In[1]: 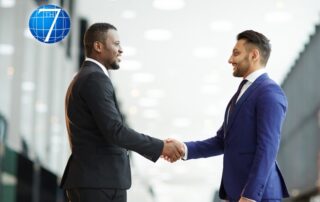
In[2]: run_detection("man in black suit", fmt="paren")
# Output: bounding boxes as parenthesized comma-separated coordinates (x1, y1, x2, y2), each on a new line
(60, 23, 184, 202)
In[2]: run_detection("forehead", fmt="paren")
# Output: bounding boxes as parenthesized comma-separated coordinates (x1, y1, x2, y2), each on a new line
(233, 39, 247, 50)
(105, 29, 119, 41)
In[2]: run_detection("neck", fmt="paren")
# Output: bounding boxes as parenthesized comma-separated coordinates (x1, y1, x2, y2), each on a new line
(243, 65, 264, 79)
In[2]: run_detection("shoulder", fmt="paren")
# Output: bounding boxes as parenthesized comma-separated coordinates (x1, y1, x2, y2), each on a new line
(257, 75, 285, 95)
(257, 76, 287, 106)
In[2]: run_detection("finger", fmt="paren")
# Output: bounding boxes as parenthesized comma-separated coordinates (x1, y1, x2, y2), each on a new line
(165, 138, 173, 143)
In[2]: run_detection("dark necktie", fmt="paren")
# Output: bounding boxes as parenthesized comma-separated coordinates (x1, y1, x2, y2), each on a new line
(229, 79, 247, 113)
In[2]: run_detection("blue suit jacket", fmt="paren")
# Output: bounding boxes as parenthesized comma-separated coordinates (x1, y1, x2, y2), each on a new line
(185, 73, 289, 201)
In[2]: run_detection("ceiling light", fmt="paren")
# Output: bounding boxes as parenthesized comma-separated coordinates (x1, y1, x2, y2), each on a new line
(144, 29, 172, 41)
(132, 73, 155, 83)
(22, 81, 35, 92)
(122, 45, 137, 57)
(121, 10, 136, 19)
(121, 59, 142, 71)
(0, 0, 15, 8)
(35, 101, 47, 113)
(172, 118, 190, 128)
(0, 44, 14, 55)
(139, 98, 158, 107)
(193, 47, 218, 58)
(153, 0, 185, 10)
(131, 89, 141, 97)
(265, 11, 292, 23)
(7, 66, 14, 77)
(210, 20, 234, 32)
(275, 0, 284, 9)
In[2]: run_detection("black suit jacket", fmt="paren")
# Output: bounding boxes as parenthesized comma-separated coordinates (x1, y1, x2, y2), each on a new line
(60, 61, 163, 189)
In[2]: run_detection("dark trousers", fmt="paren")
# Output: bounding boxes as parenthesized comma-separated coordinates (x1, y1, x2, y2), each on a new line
(66, 188, 127, 202)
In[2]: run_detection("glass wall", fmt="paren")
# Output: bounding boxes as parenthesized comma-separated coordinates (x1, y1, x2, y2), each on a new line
(0, 0, 77, 177)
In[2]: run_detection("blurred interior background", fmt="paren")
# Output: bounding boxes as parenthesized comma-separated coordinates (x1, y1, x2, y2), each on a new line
(0, 0, 320, 201)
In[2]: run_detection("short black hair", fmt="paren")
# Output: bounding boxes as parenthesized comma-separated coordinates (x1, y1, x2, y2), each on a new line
(84, 23, 117, 56)
(237, 30, 271, 66)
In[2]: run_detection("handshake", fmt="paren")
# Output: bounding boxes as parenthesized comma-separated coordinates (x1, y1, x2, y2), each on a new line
(161, 138, 185, 163)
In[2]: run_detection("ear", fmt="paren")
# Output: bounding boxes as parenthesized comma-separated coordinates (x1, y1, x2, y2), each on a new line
(251, 48, 260, 62)
(93, 41, 102, 53)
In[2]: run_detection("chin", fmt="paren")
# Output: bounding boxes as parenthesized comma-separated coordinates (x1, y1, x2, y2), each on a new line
(110, 62, 120, 70)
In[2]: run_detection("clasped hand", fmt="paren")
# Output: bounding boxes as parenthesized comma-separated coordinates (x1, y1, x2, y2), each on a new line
(161, 138, 185, 163)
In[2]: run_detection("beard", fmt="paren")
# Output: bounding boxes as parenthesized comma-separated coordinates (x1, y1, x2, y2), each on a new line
(110, 62, 120, 70)
(233, 57, 249, 77)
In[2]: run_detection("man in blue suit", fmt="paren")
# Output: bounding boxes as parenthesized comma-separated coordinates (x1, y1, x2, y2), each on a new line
(181, 30, 289, 201)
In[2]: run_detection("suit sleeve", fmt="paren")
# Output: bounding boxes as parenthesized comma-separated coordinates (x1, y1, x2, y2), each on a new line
(80, 72, 163, 162)
(242, 89, 287, 201)
(185, 125, 225, 159)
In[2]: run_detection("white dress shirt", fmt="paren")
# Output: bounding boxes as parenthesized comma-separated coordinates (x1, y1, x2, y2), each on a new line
(85, 57, 110, 78)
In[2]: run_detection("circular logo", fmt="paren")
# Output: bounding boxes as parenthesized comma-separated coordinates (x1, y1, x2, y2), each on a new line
(29, 4, 71, 44)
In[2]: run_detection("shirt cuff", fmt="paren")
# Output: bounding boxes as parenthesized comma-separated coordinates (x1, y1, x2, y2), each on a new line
(182, 143, 188, 160)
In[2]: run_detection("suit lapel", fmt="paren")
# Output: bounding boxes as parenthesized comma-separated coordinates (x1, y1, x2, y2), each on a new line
(223, 99, 232, 137)
(84, 61, 123, 122)
(225, 73, 268, 135)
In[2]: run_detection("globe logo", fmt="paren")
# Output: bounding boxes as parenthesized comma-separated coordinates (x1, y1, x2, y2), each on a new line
(29, 4, 71, 44)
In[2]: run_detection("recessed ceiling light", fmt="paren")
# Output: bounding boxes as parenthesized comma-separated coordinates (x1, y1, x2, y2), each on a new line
(35, 101, 47, 113)
(193, 47, 218, 59)
(265, 11, 292, 23)
(0, 0, 15, 8)
(210, 20, 234, 32)
(132, 73, 155, 83)
(121, 59, 142, 71)
(7, 66, 14, 77)
(22, 81, 35, 92)
(275, 0, 284, 9)
(153, 0, 185, 10)
(121, 10, 136, 19)
(0, 44, 14, 55)
(144, 29, 173, 41)
(131, 89, 141, 97)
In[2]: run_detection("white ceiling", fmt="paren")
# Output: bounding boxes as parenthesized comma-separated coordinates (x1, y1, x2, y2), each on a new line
(78, 0, 320, 201)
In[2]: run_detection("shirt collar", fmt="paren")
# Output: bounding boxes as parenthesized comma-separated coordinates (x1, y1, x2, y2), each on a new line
(85, 57, 109, 78)
(244, 68, 266, 83)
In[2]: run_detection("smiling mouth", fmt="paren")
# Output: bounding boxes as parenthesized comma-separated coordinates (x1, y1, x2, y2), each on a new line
(233, 65, 237, 71)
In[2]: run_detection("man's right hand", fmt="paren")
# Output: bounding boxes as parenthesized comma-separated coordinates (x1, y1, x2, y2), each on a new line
(161, 138, 185, 162)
